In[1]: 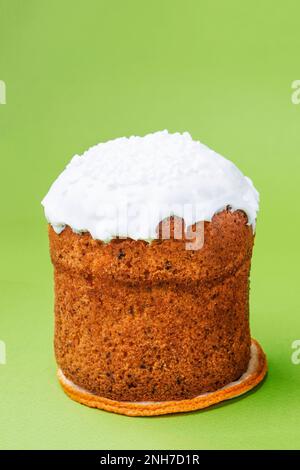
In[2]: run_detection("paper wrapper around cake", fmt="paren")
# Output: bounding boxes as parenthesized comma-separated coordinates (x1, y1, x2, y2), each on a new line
(49, 209, 267, 414)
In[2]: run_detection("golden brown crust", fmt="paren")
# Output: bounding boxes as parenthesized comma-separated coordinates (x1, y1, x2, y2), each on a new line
(50, 209, 255, 402)
(57, 339, 267, 417)
(49, 209, 254, 283)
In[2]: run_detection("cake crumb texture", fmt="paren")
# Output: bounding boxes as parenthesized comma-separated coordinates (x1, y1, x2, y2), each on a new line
(51, 209, 254, 402)
(57, 339, 267, 416)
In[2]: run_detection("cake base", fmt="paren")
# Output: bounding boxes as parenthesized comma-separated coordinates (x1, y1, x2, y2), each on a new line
(57, 338, 267, 417)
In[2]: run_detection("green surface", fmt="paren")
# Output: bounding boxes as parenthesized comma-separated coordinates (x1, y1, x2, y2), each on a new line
(0, 0, 300, 450)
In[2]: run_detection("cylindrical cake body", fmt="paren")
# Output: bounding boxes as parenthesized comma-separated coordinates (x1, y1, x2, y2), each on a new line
(50, 210, 254, 402)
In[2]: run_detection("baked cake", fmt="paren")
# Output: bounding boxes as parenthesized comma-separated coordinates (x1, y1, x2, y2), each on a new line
(42, 130, 266, 416)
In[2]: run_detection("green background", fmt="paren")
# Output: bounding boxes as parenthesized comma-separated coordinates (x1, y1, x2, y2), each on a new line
(0, 0, 299, 450)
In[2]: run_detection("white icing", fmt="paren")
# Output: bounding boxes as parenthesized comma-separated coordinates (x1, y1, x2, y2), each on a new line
(42, 130, 259, 240)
